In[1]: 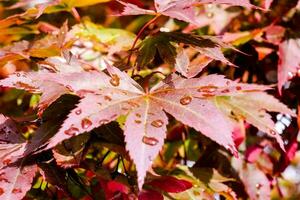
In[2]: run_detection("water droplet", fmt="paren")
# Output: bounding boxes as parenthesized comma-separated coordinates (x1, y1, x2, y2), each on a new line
(75, 109, 82, 115)
(151, 120, 164, 128)
(206, 12, 214, 18)
(135, 120, 142, 124)
(12, 188, 22, 193)
(99, 119, 109, 125)
(64, 127, 79, 136)
(269, 129, 276, 135)
(142, 136, 159, 146)
(288, 71, 294, 79)
(104, 96, 112, 101)
(180, 96, 192, 105)
(221, 89, 230, 93)
(81, 118, 92, 129)
(16, 72, 21, 77)
(197, 85, 218, 93)
(256, 183, 262, 190)
(236, 86, 242, 90)
(109, 74, 120, 87)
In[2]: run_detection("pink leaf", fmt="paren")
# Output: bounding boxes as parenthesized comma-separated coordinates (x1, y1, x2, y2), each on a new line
(124, 100, 168, 189)
(277, 39, 300, 93)
(0, 115, 26, 169)
(199, 0, 261, 9)
(0, 164, 38, 200)
(238, 162, 271, 200)
(264, 0, 273, 9)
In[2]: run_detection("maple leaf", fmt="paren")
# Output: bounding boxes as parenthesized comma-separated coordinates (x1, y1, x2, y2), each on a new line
(0, 164, 38, 200)
(0, 115, 26, 169)
(277, 39, 300, 94)
(0, 64, 294, 189)
(216, 92, 296, 150)
(199, 0, 260, 9)
(52, 134, 90, 168)
(191, 4, 240, 34)
(117, 0, 260, 26)
(175, 48, 213, 78)
(137, 32, 236, 70)
(0, 115, 38, 199)
(234, 158, 271, 200)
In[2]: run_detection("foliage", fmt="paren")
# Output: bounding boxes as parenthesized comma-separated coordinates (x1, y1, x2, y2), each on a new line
(0, 0, 299, 199)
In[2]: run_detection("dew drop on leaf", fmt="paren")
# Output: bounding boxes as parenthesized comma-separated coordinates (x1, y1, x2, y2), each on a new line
(135, 119, 142, 124)
(142, 136, 159, 146)
(236, 86, 242, 90)
(180, 96, 192, 105)
(99, 119, 109, 125)
(206, 12, 214, 18)
(109, 74, 120, 87)
(12, 188, 22, 193)
(256, 183, 262, 189)
(288, 71, 294, 79)
(221, 89, 230, 93)
(64, 127, 79, 136)
(151, 120, 164, 128)
(269, 129, 276, 135)
(197, 85, 218, 93)
(81, 118, 92, 129)
(104, 95, 112, 101)
(75, 109, 82, 115)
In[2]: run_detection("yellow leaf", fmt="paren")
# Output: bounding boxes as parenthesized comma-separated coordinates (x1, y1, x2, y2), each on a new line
(62, 0, 111, 7)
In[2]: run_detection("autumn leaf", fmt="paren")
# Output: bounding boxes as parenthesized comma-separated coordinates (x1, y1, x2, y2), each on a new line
(277, 39, 300, 94)
(1, 61, 294, 190)
(216, 92, 296, 150)
(0, 164, 38, 200)
(234, 158, 271, 200)
(0, 115, 26, 169)
(137, 32, 236, 70)
(61, 0, 111, 7)
(117, 0, 260, 26)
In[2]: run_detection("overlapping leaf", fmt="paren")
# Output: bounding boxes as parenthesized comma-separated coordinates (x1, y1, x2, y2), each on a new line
(216, 92, 296, 149)
(0, 115, 38, 200)
(137, 32, 236, 70)
(278, 39, 300, 93)
(118, 0, 259, 26)
(0, 115, 26, 169)
(0, 164, 38, 200)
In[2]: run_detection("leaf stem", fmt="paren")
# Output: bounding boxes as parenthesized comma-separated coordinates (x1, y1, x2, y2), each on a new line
(127, 14, 161, 68)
